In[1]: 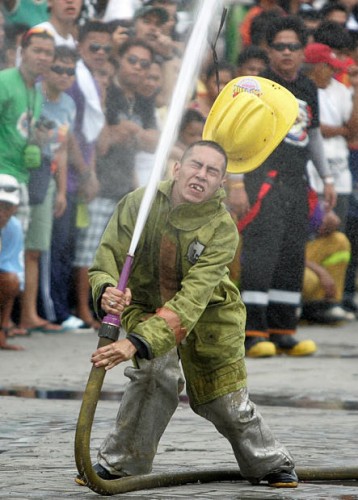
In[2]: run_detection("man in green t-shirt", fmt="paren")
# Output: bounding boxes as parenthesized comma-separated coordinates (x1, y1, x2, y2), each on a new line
(0, 26, 55, 230)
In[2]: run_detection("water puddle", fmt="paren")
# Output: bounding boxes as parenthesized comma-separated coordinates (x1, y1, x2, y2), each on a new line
(1, 387, 357, 410)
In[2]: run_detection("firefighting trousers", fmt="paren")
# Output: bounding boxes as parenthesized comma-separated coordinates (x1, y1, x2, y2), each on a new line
(240, 177, 308, 336)
(98, 348, 294, 482)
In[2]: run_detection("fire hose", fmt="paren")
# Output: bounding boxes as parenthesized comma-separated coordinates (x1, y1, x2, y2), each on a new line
(74, 1, 358, 495)
(75, 335, 358, 496)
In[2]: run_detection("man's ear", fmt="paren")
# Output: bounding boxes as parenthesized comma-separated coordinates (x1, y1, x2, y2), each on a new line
(220, 175, 227, 188)
(172, 161, 180, 179)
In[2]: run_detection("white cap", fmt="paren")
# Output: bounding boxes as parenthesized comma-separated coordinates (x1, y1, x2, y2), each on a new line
(0, 174, 20, 205)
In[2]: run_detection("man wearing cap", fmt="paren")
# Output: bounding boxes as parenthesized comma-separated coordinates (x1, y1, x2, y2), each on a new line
(76, 139, 299, 489)
(230, 16, 337, 358)
(0, 174, 24, 350)
(143, 0, 185, 55)
(303, 42, 358, 322)
(304, 42, 358, 230)
(134, 4, 179, 60)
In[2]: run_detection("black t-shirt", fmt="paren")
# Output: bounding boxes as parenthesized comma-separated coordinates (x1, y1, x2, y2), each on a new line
(246, 68, 319, 184)
(96, 84, 157, 200)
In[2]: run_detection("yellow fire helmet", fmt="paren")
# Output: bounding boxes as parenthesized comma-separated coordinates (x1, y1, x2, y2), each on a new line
(202, 76, 298, 174)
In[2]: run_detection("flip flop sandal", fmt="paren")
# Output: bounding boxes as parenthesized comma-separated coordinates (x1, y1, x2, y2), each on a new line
(4, 326, 31, 337)
(27, 322, 66, 334)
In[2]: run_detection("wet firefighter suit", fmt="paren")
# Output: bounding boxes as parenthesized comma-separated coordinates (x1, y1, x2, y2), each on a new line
(87, 180, 296, 485)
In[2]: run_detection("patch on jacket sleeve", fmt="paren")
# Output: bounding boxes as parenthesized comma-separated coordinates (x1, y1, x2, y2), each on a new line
(187, 239, 205, 264)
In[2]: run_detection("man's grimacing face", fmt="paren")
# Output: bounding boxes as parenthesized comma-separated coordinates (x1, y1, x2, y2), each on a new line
(171, 145, 226, 207)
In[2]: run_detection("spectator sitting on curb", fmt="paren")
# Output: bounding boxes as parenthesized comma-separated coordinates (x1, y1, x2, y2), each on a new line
(0, 175, 24, 350)
(301, 192, 353, 323)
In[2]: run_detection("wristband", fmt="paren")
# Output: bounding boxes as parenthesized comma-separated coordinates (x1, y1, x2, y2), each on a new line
(324, 176, 334, 185)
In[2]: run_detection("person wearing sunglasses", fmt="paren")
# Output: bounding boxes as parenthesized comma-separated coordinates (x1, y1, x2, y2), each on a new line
(46, 21, 112, 331)
(18, 46, 78, 335)
(71, 37, 159, 330)
(233, 16, 337, 358)
(0, 174, 25, 351)
(77, 20, 113, 73)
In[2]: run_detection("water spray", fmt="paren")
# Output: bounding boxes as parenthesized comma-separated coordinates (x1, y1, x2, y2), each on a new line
(75, 0, 225, 494)
(74, 0, 358, 494)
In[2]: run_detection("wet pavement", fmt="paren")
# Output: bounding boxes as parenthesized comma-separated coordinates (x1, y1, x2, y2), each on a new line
(1, 318, 358, 499)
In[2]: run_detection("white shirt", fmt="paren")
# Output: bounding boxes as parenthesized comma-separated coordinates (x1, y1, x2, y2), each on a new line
(307, 78, 353, 194)
(36, 21, 77, 48)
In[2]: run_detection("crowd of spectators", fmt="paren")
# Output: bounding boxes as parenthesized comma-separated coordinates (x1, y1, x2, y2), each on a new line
(0, 0, 357, 354)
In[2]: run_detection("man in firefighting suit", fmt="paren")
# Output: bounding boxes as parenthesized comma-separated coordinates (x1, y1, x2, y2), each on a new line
(75, 140, 297, 489)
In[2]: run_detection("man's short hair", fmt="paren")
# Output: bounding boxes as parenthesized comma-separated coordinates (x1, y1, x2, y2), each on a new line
(78, 20, 112, 43)
(205, 61, 236, 81)
(320, 2, 348, 20)
(181, 140, 228, 173)
(54, 45, 78, 64)
(180, 109, 205, 132)
(118, 37, 154, 60)
(314, 20, 354, 50)
(21, 27, 54, 49)
(237, 46, 270, 68)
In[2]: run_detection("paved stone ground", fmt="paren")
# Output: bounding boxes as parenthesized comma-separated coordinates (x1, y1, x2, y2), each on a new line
(1, 319, 358, 499)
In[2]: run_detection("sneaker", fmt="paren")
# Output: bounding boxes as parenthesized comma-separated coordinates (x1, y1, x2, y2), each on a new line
(342, 298, 358, 314)
(263, 469, 298, 488)
(343, 310, 356, 321)
(322, 305, 352, 323)
(245, 336, 276, 358)
(301, 302, 348, 324)
(75, 463, 120, 486)
(61, 315, 85, 330)
(271, 333, 317, 356)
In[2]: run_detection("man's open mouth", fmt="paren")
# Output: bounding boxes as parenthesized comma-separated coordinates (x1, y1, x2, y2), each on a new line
(189, 184, 204, 192)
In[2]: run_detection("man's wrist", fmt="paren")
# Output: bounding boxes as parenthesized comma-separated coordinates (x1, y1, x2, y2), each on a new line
(127, 334, 152, 359)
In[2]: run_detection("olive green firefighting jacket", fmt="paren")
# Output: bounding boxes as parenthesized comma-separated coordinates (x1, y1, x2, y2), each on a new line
(89, 180, 247, 405)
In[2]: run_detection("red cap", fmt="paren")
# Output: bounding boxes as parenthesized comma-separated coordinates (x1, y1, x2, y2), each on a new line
(304, 43, 346, 70)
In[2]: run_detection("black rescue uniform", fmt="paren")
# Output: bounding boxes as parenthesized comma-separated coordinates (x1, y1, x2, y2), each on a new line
(240, 68, 320, 339)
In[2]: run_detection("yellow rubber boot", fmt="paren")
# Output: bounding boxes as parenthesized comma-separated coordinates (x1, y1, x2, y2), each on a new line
(245, 336, 277, 358)
(271, 334, 317, 356)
